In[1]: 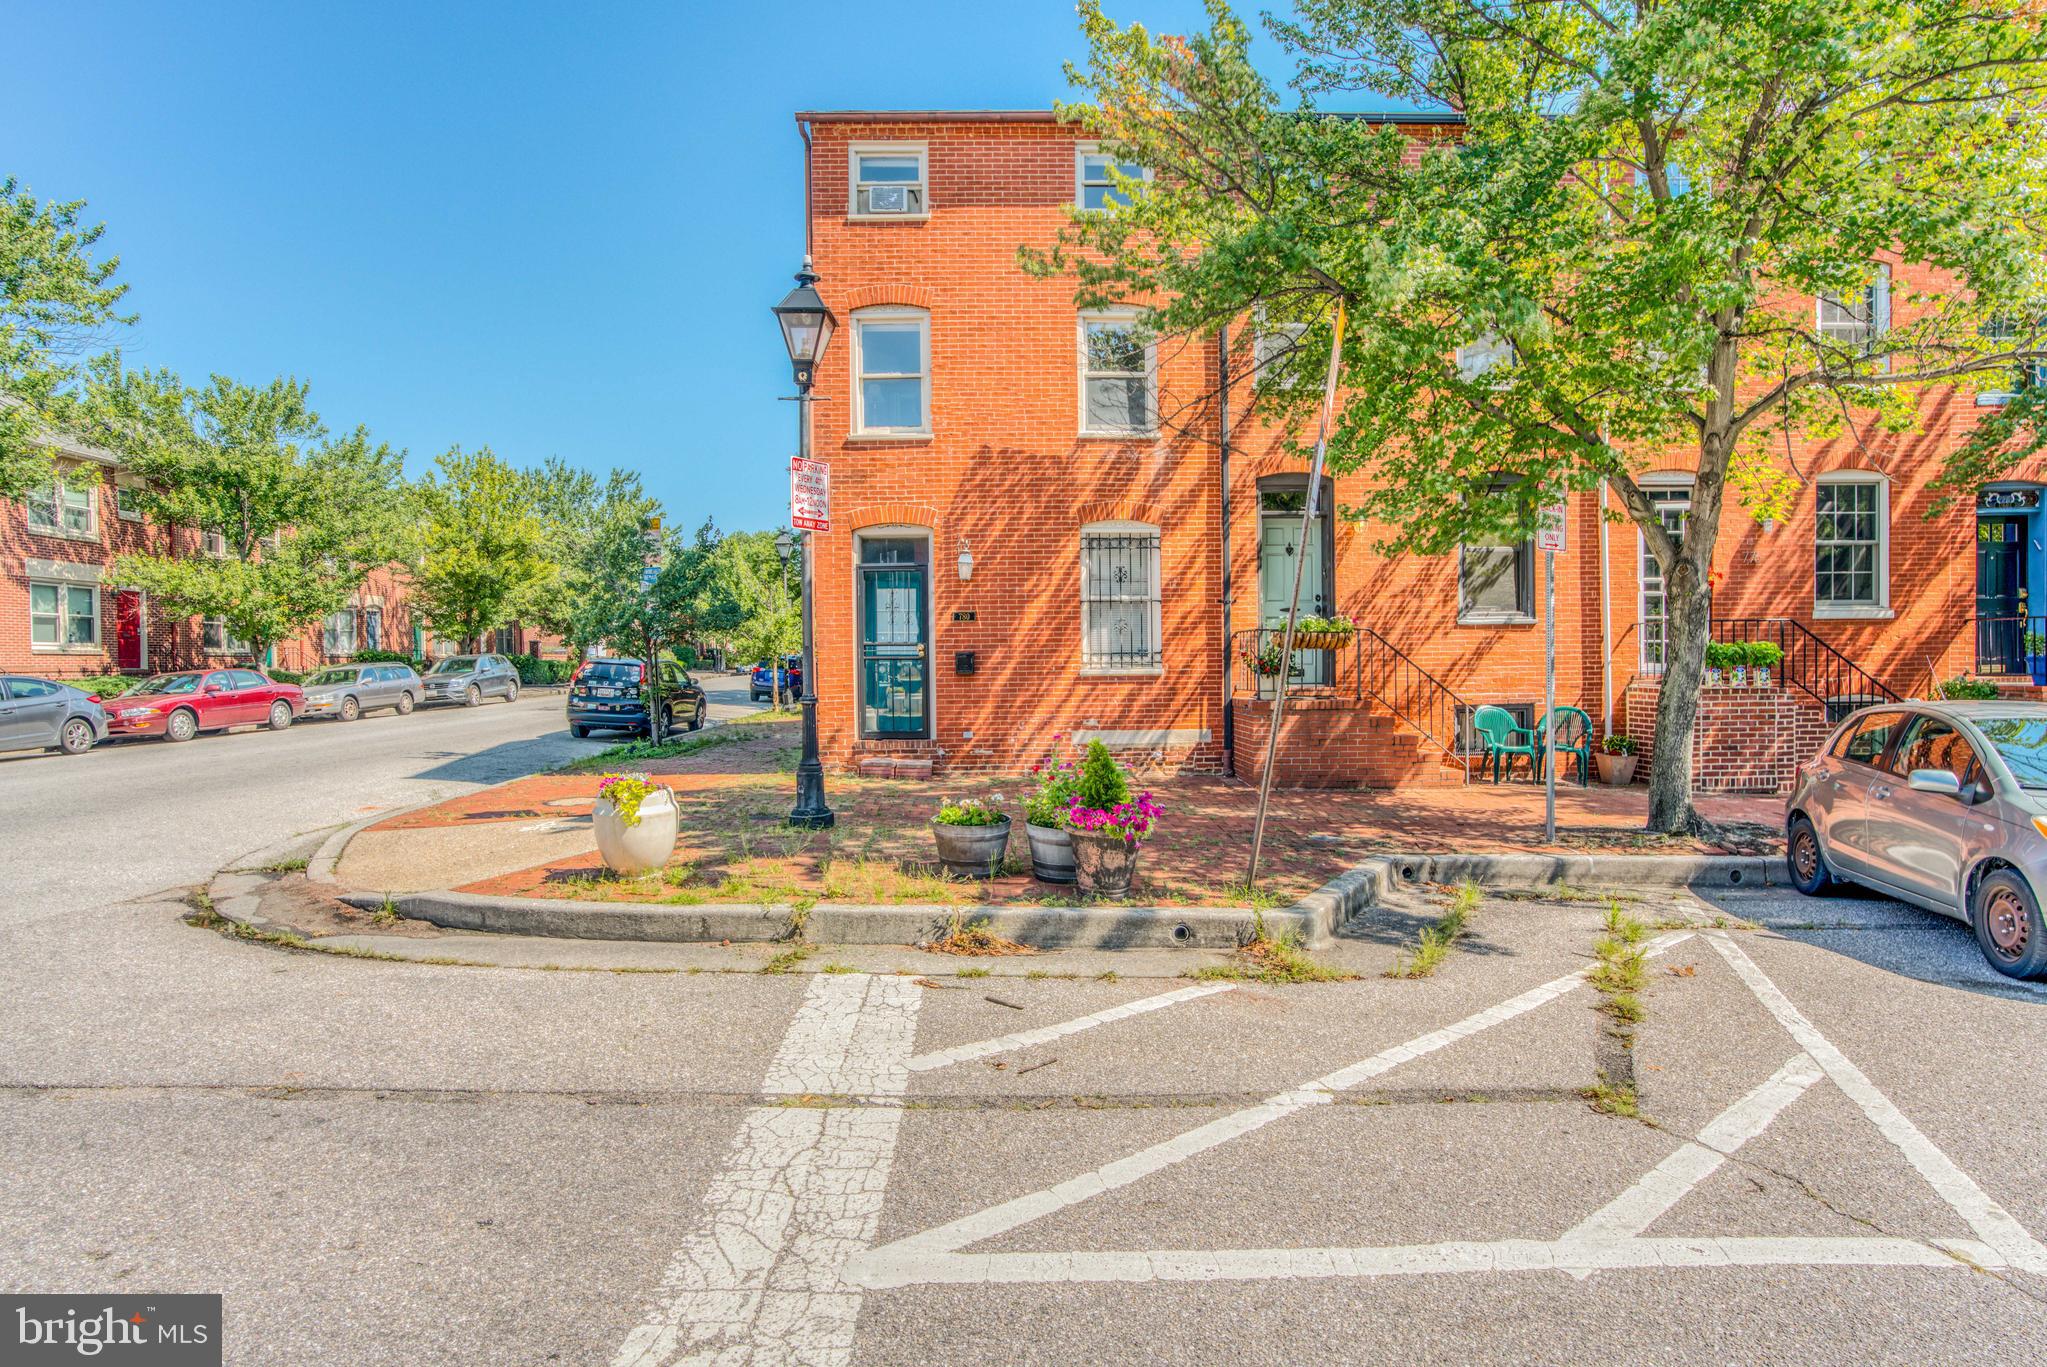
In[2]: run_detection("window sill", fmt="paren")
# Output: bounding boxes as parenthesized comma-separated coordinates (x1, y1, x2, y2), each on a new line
(1458, 613, 1536, 627)
(844, 431, 933, 443)
(25, 525, 101, 544)
(1813, 604, 1893, 620)
(845, 212, 932, 224)
(1077, 430, 1160, 442)
(116, 512, 144, 523)
(31, 644, 103, 655)
(1078, 666, 1164, 679)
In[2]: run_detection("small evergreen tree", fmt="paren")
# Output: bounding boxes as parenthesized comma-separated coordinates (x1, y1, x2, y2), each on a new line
(1073, 740, 1131, 810)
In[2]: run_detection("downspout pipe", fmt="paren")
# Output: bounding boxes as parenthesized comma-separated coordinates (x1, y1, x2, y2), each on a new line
(796, 117, 813, 256)
(1218, 324, 1234, 773)
(1599, 476, 1613, 737)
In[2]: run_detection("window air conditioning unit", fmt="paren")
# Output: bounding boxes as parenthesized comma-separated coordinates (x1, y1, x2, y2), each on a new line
(866, 184, 911, 214)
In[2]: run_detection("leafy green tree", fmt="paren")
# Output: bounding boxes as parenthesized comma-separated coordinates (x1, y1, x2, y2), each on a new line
(408, 446, 553, 649)
(1, 177, 133, 497)
(90, 364, 409, 663)
(713, 529, 802, 702)
(521, 456, 657, 653)
(1037, 0, 2047, 832)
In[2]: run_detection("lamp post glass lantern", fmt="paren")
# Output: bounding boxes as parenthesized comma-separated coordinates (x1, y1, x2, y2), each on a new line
(776, 259, 835, 829)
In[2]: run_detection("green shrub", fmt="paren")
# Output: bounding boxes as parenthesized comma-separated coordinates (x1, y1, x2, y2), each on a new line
(1073, 739, 1131, 810)
(1938, 676, 2001, 700)
(70, 674, 142, 698)
(1599, 733, 1636, 755)
(1747, 641, 1783, 669)
(269, 668, 304, 685)
(934, 795, 1007, 826)
(351, 649, 422, 667)
(1703, 641, 1741, 669)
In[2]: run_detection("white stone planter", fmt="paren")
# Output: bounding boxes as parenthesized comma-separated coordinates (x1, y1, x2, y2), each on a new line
(593, 785, 678, 876)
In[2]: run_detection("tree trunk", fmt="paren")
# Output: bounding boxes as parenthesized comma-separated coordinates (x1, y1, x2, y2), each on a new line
(1647, 577, 1712, 834)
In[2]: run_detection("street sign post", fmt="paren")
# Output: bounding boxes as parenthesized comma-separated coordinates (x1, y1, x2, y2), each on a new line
(1537, 501, 1565, 844)
(791, 457, 830, 533)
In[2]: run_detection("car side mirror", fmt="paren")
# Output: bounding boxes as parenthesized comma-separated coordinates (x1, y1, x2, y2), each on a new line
(1906, 768, 1963, 798)
(203, 683, 223, 695)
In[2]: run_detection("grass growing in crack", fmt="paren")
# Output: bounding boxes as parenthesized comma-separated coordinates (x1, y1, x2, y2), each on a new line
(370, 896, 400, 927)
(1386, 881, 1478, 979)
(819, 962, 858, 974)
(554, 728, 747, 774)
(1583, 1073, 1640, 1118)
(1584, 903, 1654, 1119)
(1096, 971, 1120, 982)
(922, 912, 1033, 957)
(1195, 927, 1355, 985)
(234, 855, 309, 875)
(760, 946, 812, 974)
(956, 966, 991, 979)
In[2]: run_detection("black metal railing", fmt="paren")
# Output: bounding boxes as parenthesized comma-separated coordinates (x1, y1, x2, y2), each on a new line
(1229, 625, 1470, 764)
(1711, 617, 1899, 720)
(1974, 614, 2045, 676)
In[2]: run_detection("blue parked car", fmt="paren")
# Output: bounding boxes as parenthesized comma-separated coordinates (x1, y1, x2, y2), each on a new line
(750, 656, 802, 703)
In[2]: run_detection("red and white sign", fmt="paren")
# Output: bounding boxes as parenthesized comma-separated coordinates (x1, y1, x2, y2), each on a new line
(1536, 501, 1567, 554)
(790, 457, 831, 532)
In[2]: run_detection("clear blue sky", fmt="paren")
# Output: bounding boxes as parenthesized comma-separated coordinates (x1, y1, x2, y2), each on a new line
(8, 0, 1247, 533)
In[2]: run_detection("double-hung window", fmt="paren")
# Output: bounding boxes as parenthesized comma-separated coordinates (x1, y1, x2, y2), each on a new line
(1457, 333, 1516, 384)
(203, 617, 248, 654)
(849, 145, 928, 218)
(1080, 314, 1154, 436)
(202, 529, 229, 557)
(322, 609, 357, 656)
(1817, 265, 1891, 353)
(851, 308, 930, 436)
(1814, 474, 1889, 616)
(115, 482, 143, 521)
(1253, 309, 1310, 390)
(1976, 317, 2047, 405)
(30, 582, 98, 649)
(1458, 478, 1534, 624)
(26, 470, 97, 537)
(1076, 145, 1149, 211)
(1080, 523, 1162, 672)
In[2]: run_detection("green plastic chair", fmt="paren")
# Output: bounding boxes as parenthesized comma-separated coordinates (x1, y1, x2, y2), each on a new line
(1471, 705, 1541, 784)
(1541, 706, 1594, 787)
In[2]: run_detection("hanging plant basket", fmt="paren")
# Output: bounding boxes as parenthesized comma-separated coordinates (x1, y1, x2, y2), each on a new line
(1292, 630, 1355, 651)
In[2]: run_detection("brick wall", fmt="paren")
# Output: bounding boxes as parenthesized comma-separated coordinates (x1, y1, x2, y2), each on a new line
(1626, 677, 1832, 795)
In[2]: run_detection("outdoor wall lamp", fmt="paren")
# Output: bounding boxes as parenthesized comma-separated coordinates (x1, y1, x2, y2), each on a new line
(958, 539, 975, 582)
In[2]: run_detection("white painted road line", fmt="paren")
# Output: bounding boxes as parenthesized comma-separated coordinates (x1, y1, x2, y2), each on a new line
(858, 933, 1694, 1270)
(904, 982, 1235, 1073)
(1566, 1052, 1824, 1242)
(1708, 930, 2047, 1276)
(613, 973, 923, 1367)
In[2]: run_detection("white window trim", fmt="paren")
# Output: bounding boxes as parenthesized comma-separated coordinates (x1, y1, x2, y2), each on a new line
(847, 142, 931, 221)
(1077, 311, 1158, 438)
(202, 528, 229, 558)
(24, 466, 101, 542)
(1457, 333, 1517, 385)
(1074, 142, 1152, 213)
(114, 477, 145, 522)
(1635, 475, 1695, 673)
(1815, 264, 1892, 353)
(848, 306, 932, 438)
(1079, 519, 1164, 676)
(203, 615, 249, 655)
(1813, 471, 1892, 619)
(1252, 306, 1310, 390)
(28, 579, 102, 654)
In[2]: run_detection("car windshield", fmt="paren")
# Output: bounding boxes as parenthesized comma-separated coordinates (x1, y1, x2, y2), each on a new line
(132, 673, 202, 696)
(307, 668, 358, 687)
(1973, 716, 2047, 789)
(583, 661, 642, 683)
(430, 657, 477, 675)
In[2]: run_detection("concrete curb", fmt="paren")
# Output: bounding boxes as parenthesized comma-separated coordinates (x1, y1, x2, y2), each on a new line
(1378, 850, 1782, 890)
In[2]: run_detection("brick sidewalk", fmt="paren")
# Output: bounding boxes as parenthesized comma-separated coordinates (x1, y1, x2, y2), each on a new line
(348, 719, 1782, 910)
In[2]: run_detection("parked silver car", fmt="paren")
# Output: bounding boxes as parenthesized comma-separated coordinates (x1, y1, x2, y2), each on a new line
(1786, 700, 2047, 979)
(299, 662, 422, 721)
(420, 653, 521, 707)
(0, 676, 108, 755)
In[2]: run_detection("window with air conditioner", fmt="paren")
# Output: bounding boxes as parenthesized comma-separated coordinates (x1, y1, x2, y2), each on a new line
(850, 145, 928, 218)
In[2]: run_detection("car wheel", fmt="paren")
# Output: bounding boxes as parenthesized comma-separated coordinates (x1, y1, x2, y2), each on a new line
(464, 685, 482, 708)
(1971, 869, 2047, 980)
(570, 724, 588, 739)
(506, 681, 520, 704)
(166, 708, 198, 743)
(397, 690, 415, 715)
(268, 701, 294, 731)
(340, 694, 361, 722)
(690, 700, 706, 732)
(1786, 816, 1835, 896)
(58, 718, 95, 755)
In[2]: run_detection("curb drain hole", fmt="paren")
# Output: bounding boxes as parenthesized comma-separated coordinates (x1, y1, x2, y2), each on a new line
(1728, 868, 1745, 885)
(1172, 922, 1192, 943)
(1399, 863, 1420, 881)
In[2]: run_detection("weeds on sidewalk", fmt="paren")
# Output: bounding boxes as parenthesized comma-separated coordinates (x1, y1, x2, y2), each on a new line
(1583, 900, 1652, 1118)
(760, 946, 811, 974)
(1387, 882, 1478, 979)
(555, 728, 747, 774)
(922, 912, 1033, 957)
(233, 856, 309, 875)
(1583, 1073, 1640, 1118)
(1195, 914, 1354, 984)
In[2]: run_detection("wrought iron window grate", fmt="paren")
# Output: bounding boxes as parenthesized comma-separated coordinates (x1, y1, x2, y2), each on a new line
(1081, 531, 1162, 669)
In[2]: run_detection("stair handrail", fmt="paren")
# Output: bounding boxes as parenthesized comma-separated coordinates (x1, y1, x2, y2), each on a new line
(1710, 616, 1899, 707)
(1354, 625, 1472, 763)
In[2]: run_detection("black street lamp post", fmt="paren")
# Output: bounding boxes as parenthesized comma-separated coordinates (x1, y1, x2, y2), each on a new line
(773, 259, 836, 830)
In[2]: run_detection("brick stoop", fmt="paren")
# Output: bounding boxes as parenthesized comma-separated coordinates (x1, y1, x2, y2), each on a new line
(1231, 697, 1467, 789)
(854, 756, 936, 780)
(1989, 678, 2047, 701)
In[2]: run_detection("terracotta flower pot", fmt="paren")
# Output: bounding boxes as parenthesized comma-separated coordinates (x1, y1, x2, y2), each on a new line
(1593, 752, 1639, 786)
(1026, 822, 1076, 883)
(1071, 829, 1142, 897)
(593, 786, 677, 876)
(932, 817, 1011, 878)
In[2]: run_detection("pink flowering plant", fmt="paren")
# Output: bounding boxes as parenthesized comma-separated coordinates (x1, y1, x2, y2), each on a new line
(596, 772, 658, 827)
(1063, 739, 1162, 845)
(1024, 733, 1082, 828)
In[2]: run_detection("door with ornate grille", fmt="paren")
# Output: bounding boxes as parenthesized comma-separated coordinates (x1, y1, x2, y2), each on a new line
(858, 535, 930, 738)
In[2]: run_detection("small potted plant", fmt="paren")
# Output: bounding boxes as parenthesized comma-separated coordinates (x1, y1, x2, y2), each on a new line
(592, 772, 678, 876)
(931, 794, 1012, 878)
(1749, 640, 1783, 689)
(2027, 631, 2047, 686)
(1594, 734, 1638, 786)
(1293, 613, 1357, 651)
(1023, 741, 1080, 884)
(1703, 641, 1740, 687)
(1064, 740, 1160, 897)
(1241, 640, 1287, 698)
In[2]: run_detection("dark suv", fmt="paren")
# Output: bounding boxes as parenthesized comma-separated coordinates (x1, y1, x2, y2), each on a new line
(567, 657, 706, 739)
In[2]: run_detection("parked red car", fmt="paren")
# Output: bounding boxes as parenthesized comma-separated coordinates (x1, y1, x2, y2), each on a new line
(103, 668, 303, 743)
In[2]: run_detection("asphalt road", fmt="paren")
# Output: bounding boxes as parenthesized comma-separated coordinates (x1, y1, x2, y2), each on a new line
(2, 710, 2044, 1365)
(0, 672, 761, 919)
